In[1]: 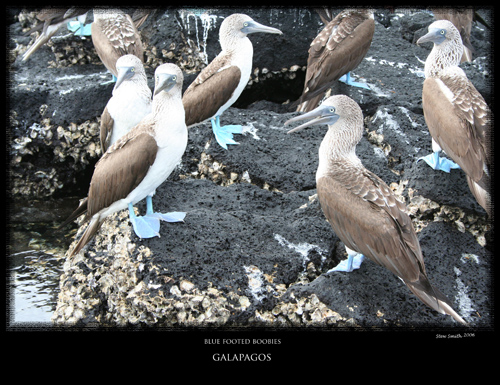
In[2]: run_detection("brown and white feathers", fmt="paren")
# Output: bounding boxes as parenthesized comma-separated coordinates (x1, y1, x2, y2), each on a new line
(418, 20, 491, 216)
(293, 8, 375, 112)
(67, 63, 186, 256)
(91, 8, 144, 77)
(285, 94, 466, 324)
(182, 13, 282, 128)
(432, 8, 475, 62)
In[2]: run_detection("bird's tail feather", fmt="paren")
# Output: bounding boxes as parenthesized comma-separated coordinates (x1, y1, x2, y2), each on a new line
(69, 216, 102, 257)
(57, 198, 88, 230)
(405, 276, 466, 325)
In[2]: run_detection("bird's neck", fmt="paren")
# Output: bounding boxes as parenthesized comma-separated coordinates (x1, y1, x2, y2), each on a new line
(222, 35, 253, 57)
(152, 93, 186, 145)
(113, 78, 150, 98)
(316, 125, 362, 181)
(425, 41, 463, 78)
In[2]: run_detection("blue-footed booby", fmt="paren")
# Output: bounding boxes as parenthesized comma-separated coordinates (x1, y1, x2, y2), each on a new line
(417, 20, 491, 216)
(293, 8, 374, 112)
(182, 13, 282, 149)
(66, 63, 188, 257)
(91, 8, 145, 81)
(100, 54, 152, 152)
(22, 8, 91, 62)
(285, 95, 466, 324)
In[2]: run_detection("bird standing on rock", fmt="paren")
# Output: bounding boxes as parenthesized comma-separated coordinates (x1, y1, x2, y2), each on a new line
(22, 7, 91, 62)
(182, 13, 282, 150)
(66, 63, 188, 257)
(417, 20, 491, 216)
(285, 94, 466, 324)
(293, 8, 374, 113)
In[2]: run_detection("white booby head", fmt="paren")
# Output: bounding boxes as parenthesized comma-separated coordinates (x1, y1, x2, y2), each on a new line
(285, 95, 466, 324)
(417, 19, 464, 78)
(100, 54, 152, 152)
(67, 63, 187, 257)
(182, 13, 282, 149)
(218, 13, 283, 51)
(432, 8, 475, 62)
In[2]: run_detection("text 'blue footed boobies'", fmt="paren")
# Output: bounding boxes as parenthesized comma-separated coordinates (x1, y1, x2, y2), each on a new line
(285, 95, 466, 324)
(182, 13, 282, 149)
(100, 54, 152, 152)
(417, 20, 491, 216)
(65, 63, 188, 257)
(22, 7, 91, 62)
(293, 8, 374, 112)
(91, 8, 145, 82)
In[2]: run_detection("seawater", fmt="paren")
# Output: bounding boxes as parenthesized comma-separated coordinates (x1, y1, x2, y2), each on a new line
(7, 221, 74, 327)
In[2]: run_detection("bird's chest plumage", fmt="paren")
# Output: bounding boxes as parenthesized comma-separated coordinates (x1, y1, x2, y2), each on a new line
(108, 87, 151, 142)
(215, 41, 253, 116)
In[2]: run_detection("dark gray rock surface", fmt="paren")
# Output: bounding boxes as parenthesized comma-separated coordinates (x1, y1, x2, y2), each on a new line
(8, 8, 493, 329)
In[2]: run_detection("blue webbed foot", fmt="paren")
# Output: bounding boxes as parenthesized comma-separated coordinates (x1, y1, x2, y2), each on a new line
(67, 21, 92, 36)
(418, 151, 460, 173)
(339, 72, 370, 90)
(128, 203, 160, 239)
(211, 116, 243, 150)
(144, 195, 186, 223)
(100, 73, 117, 86)
(147, 212, 186, 222)
(328, 253, 365, 273)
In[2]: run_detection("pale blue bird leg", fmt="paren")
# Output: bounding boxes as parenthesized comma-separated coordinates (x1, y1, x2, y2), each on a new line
(67, 20, 92, 37)
(328, 246, 365, 273)
(339, 72, 370, 90)
(128, 203, 160, 239)
(144, 195, 186, 223)
(211, 115, 243, 150)
(417, 151, 460, 173)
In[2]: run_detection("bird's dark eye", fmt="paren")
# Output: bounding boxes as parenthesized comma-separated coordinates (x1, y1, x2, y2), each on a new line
(440, 29, 445, 35)
(172, 75, 177, 81)
(131, 68, 135, 72)
(329, 107, 335, 113)
(243, 22, 248, 27)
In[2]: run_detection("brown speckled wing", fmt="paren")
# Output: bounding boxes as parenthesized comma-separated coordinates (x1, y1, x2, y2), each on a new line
(183, 55, 241, 127)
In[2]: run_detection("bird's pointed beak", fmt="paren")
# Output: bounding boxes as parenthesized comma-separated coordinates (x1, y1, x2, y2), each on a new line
(154, 73, 177, 96)
(417, 28, 444, 46)
(242, 20, 282, 35)
(114, 66, 134, 91)
(284, 105, 339, 134)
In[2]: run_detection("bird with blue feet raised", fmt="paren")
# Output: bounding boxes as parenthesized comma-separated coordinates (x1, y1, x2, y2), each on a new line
(417, 20, 491, 216)
(292, 8, 374, 113)
(65, 63, 188, 257)
(100, 54, 152, 152)
(91, 8, 145, 83)
(285, 95, 466, 324)
(182, 13, 282, 149)
(22, 7, 90, 62)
